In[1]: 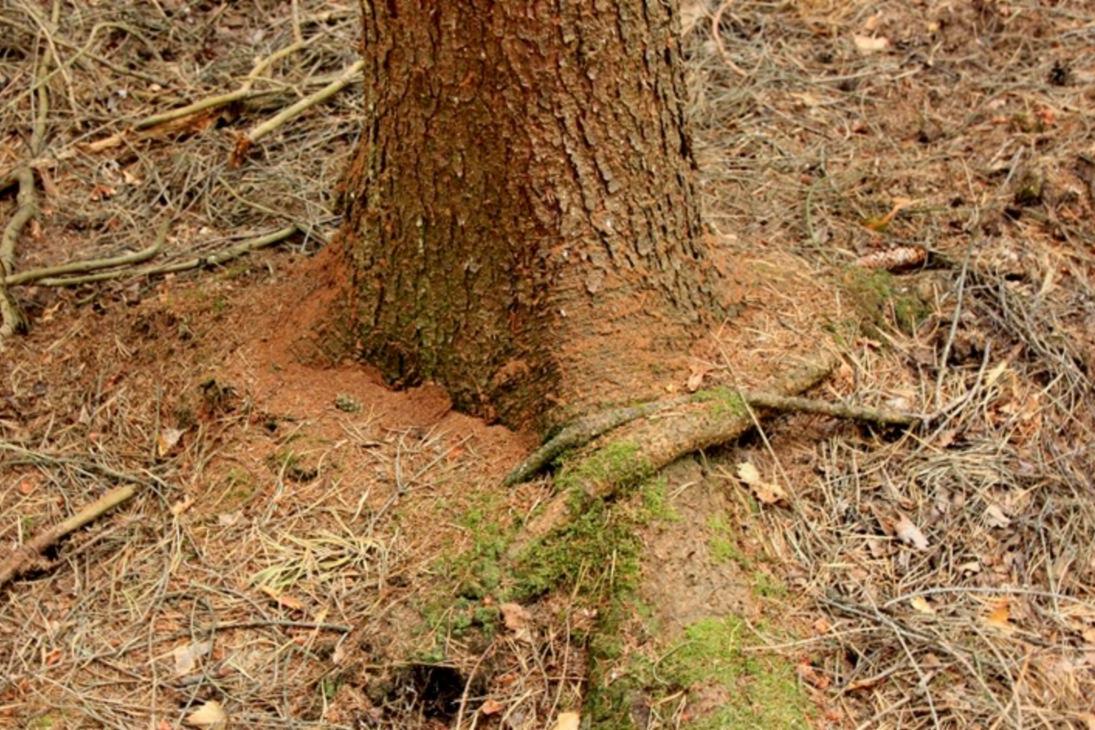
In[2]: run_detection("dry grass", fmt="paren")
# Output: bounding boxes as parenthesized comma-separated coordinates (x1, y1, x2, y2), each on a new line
(0, 0, 1093, 727)
(683, 1, 1095, 726)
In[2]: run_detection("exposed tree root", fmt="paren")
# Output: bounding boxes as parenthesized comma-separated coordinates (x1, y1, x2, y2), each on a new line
(505, 356, 918, 487)
(506, 358, 830, 557)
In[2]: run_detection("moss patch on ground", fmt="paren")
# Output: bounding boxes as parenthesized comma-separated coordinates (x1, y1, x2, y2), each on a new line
(842, 267, 932, 336)
(588, 616, 812, 729)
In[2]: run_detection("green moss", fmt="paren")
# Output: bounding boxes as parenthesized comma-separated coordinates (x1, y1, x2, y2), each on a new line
(215, 467, 257, 510)
(423, 596, 500, 640)
(661, 617, 810, 729)
(691, 386, 746, 418)
(707, 515, 748, 566)
(640, 476, 679, 523)
(443, 495, 511, 600)
(843, 268, 931, 335)
(751, 570, 788, 600)
(267, 449, 319, 483)
(510, 496, 640, 602)
(320, 675, 341, 702)
(555, 440, 653, 493)
(334, 393, 362, 412)
(587, 616, 811, 729)
(27, 714, 64, 730)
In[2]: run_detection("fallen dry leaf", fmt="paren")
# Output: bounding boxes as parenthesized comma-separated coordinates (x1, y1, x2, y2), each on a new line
(910, 596, 936, 615)
(796, 660, 831, 689)
(985, 600, 1012, 630)
(185, 700, 227, 729)
(894, 514, 929, 550)
(173, 640, 213, 676)
(480, 698, 504, 716)
(170, 496, 194, 517)
(983, 504, 1011, 529)
(500, 602, 530, 632)
(957, 560, 982, 574)
(260, 585, 305, 611)
(552, 712, 580, 730)
(853, 34, 890, 53)
(736, 462, 788, 505)
(157, 427, 185, 457)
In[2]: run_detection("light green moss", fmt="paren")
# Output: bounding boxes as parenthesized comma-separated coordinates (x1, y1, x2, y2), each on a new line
(555, 440, 653, 493)
(843, 268, 931, 335)
(663, 617, 811, 729)
(691, 386, 747, 418)
(751, 570, 788, 600)
(707, 514, 748, 566)
(587, 616, 812, 729)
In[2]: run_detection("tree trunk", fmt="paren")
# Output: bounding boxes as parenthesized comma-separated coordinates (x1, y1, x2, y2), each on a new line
(338, 0, 731, 433)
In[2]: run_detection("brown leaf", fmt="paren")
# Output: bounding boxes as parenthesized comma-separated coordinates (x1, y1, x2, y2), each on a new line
(853, 34, 890, 53)
(500, 602, 530, 632)
(894, 514, 929, 550)
(736, 462, 787, 505)
(686, 363, 712, 392)
(260, 585, 305, 611)
(157, 427, 185, 457)
(185, 700, 227, 729)
(552, 712, 580, 730)
(170, 496, 194, 517)
(480, 698, 504, 716)
(985, 600, 1012, 630)
(983, 504, 1011, 529)
(910, 596, 936, 615)
(173, 640, 213, 676)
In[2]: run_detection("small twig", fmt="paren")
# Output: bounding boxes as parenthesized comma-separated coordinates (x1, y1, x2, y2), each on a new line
(231, 59, 365, 165)
(0, 484, 136, 589)
(6, 219, 169, 286)
(0, 13, 162, 85)
(243, 37, 316, 91)
(454, 642, 495, 730)
(711, 0, 749, 77)
(33, 224, 297, 287)
(290, 0, 304, 45)
(135, 87, 281, 131)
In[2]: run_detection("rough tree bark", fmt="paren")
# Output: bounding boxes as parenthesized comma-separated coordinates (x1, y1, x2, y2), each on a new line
(338, 0, 734, 433)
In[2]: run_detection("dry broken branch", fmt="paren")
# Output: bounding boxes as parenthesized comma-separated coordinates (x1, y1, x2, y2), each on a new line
(230, 59, 365, 166)
(0, 167, 38, 339)
(6, 219, 169, 286)
(0, 484, 136, 589)
(33, 224, 298, 287)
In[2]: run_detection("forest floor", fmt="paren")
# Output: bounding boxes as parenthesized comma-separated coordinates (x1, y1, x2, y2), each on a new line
(2, 1, 1094, 728)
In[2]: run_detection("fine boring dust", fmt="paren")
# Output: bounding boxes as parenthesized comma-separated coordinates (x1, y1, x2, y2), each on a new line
(2, 1, 1095, 729)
